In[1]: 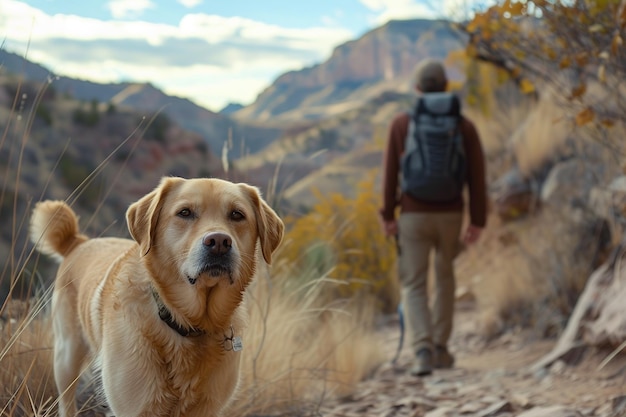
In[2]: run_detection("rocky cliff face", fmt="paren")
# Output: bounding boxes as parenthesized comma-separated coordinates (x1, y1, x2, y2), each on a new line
(278, 20, 461, 86)
(235, 19, 466, 121)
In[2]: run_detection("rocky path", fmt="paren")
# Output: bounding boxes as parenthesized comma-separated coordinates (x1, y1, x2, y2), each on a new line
(320, 307, 626, 417)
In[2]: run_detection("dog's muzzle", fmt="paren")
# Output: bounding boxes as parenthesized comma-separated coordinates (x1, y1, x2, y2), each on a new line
(188, 232, 234, 284)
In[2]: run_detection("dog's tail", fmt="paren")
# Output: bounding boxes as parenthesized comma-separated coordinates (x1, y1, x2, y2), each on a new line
(29, 201, 88, 262)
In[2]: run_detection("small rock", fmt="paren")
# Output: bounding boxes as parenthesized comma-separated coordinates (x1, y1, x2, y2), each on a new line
(479, 400, 513, 417)
(425, 407, 456, 417)
(480, 395, 505, 404)
(484, 369, 507, 380)
(532, 342, 587, 371)
(455, 286, 476, 304)
(611, 395, 626, 414)
(424, 382, 458, 398)
(540, 375, 554, 386)
(595, 402, 613, 416)
(457, 383, 485, 396)
(459, 402, 484, 414)
(550, 360, 567, 375)
(511, 393, 532, 409)
(533, 366, 550, 380)
(517, 405, 582, 417)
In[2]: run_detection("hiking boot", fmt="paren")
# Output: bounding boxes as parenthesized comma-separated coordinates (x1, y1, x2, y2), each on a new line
(434, 345, 455, 369)
(410, 348, 433, 377)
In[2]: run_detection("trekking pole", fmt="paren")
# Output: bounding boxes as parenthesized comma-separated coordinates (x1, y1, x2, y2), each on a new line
(392, 302, 405, 364)
(391, 233, 405, 365)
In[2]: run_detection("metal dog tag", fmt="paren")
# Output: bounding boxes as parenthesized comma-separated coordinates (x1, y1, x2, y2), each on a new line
(232, 336, 243, 352)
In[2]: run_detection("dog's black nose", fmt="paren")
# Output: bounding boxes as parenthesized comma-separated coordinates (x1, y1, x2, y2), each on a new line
(203, 232, 232, 256)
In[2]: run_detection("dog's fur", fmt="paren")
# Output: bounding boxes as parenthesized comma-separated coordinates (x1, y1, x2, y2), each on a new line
(29, 177, 284, 417)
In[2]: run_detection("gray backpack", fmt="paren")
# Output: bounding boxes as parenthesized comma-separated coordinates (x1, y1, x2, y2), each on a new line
(401, 92, 466, 203)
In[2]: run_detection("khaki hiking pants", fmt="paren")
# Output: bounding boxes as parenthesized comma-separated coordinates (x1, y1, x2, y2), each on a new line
(398, 211, 463, 354)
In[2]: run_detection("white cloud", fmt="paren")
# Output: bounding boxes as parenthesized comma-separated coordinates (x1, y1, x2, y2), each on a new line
(358, 0, 438, 26)
(107, 0, 155, 19)
(440, 0, 486, 21)
(359, 0, 487, 23)
(177, 0, 203, 8)
(358, 0, 392, 12)
(320, 8, 346, 28)
(156, 66, 281, 109)
(0, 0, 353, 110)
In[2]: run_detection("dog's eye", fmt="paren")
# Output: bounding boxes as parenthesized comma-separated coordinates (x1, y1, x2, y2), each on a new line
(177, 208, 193, 218)
(230, 210, 245, 221)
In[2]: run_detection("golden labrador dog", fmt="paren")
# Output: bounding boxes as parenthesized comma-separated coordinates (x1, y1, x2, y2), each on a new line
(29, 177, 284, 417)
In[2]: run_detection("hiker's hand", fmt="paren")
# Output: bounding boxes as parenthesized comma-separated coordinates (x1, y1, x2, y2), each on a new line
(462, 224, 482, 245)
(381, 219, 398, 237)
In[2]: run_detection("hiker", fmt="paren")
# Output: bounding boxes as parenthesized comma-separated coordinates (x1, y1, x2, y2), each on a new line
(379, 59, 487, 376)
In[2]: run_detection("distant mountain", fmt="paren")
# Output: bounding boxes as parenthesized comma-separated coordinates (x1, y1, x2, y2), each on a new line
(220, 102, 245, 115)
(234, 19, 466, 122)
(234, 90, 415, 201)
(0, 49, 282, 157)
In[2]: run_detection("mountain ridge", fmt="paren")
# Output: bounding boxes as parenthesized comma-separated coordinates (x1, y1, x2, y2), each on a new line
(0, 49, 282, 158)
(233, 19, 466, 122)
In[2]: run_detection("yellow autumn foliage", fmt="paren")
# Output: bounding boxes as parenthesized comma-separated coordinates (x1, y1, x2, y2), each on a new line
(465, 0, 626, 129)
(465, 58, 512, 114)
(275, 171, 399, 312)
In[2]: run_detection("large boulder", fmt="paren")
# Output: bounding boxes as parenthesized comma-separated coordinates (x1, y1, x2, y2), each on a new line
(491, 167, 537, 222)
(590, 175, 626, 243)
(540, 158, 602, 211)
(534, 245, 626, 370)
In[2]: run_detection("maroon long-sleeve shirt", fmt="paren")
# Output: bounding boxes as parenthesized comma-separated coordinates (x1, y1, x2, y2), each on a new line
(380, 112, 488, 228)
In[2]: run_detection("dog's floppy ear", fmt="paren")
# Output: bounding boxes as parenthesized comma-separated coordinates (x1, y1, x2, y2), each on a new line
(126, 177, 183, 256)
(241, 184, 284, 264)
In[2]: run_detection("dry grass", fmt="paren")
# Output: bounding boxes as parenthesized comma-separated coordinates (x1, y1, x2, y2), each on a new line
(0, 294, 58, 417)
(464, 91, 537, 157)
(465, 89, 572, 181)
(508, 95, 571, 178)
(231, 269, 385, 416)
(0, 320, 53, 417)
(457, 205, 604, 340)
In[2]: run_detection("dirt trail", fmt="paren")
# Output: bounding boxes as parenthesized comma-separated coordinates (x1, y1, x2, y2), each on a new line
(320, 306, 626, 417)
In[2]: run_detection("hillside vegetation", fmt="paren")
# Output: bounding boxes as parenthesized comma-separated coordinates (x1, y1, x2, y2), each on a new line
(0, 74, 226, 302)
(0, 49, 283, 158)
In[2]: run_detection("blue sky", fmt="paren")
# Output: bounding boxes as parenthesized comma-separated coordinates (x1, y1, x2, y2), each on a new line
(0, 0, 482, 111)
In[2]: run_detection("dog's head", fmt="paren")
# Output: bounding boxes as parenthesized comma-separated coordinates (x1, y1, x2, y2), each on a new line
(126, 177, 284, 289)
